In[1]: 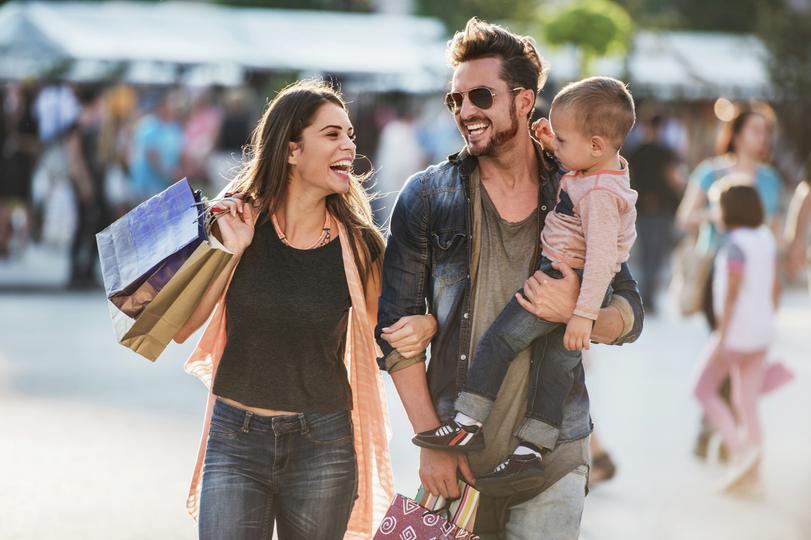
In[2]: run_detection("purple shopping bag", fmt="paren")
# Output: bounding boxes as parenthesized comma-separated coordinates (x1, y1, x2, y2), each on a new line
(374, 494, 480, 540)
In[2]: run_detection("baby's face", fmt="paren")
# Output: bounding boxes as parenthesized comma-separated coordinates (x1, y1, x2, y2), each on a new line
(548, 106, 597, 172)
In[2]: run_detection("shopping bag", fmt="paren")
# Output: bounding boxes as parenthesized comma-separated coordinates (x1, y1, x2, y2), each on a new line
(669, 235, 716, 316)
(373, 494, 480, 540)
(97, 178, 206, 318)
(107, 234, 232, 361)
(415, 480, 479, 533)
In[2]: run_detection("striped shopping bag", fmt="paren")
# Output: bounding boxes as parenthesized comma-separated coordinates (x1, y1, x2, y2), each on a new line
(415, 480, 479, 533)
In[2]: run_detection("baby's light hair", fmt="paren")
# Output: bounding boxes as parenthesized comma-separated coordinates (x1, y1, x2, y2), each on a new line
(552, 76, 635, 149)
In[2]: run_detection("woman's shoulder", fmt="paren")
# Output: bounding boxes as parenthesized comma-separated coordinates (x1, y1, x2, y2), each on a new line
(756, 164, 782, 186)
(691, 156, 729, 190)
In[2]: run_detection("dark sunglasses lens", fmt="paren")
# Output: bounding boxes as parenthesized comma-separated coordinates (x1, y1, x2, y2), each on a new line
(469, 88, 494, 109)
(445, 93, 462, 112)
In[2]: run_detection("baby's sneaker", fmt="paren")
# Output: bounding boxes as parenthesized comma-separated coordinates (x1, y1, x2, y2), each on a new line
(412, 419, 484, 452)
(475, 443, 546, 496)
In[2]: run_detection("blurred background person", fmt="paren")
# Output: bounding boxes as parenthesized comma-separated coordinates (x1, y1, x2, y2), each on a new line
(676, 108, 783, 462)
(693, 181, 778, 494)
(0, 82, 40, 257)
(181, 87, 223, 188)
(370, 91, 427, 226)
(627, 114, 685, 314)
(65, 86, 109, 290)
(129, 90, 184, 202)
(784, 157, 811, 285)
(207, 87, 253, 192)
(98, 83, 138, 220)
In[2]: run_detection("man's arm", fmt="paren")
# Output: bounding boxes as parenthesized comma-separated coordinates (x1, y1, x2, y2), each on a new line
(517, 260, 643, 345)
(375, 175, 431, 371)
(376, 175, 475, 498)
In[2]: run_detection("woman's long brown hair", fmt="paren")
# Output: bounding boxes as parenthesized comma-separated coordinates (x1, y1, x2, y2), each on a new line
(230, 80, 384, 288)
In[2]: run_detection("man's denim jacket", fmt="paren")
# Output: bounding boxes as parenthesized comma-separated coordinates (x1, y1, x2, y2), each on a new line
(376, 144, 644, 443)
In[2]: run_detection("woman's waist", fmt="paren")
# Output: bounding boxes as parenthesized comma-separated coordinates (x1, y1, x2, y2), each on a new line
(217, 396, 299, 417)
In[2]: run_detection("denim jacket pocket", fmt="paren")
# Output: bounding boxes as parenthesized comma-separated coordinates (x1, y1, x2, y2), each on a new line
(431, 230, 467, 285)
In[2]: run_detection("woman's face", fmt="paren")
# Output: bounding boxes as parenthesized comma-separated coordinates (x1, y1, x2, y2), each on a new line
(734, 114, 769, 160)
(288, 102, 356, 197)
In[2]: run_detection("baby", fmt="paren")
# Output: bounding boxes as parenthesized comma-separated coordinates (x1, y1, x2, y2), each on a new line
(414, 77, 638, 493)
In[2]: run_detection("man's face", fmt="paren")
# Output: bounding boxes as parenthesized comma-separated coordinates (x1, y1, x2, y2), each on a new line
(450, 57, 520, 157)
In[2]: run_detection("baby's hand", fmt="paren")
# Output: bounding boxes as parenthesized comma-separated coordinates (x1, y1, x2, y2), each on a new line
(564, 315, 593, 351)
(531, 117, 555, 150)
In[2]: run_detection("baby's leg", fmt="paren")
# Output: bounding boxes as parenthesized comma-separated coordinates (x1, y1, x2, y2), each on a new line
(517, 326, 582, 450)
(457, 289, 561, 422)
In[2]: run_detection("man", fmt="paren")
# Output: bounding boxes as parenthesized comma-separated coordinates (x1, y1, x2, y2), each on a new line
(376, 19, 643, 539)
(627, 114, 684, 313)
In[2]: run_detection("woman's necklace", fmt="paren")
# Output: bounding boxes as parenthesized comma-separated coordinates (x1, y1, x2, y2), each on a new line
(271, 212, 332, 249)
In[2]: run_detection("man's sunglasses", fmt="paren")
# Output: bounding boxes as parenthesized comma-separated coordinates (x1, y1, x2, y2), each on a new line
(444, 86, 525, 114)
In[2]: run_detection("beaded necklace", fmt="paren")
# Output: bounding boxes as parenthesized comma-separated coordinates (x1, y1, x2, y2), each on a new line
(271, 212, 332, 249)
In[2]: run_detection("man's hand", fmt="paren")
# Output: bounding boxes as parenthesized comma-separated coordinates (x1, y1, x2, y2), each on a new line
(381, 314, 437, 359)
(515, 262, 578, 323)
(564, 315, 592, 351)
(419, 448, 475, 499)
(531, 117, 556, 151)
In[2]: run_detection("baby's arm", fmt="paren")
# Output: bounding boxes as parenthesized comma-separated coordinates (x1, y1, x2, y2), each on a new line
(564, 189, 624, 350)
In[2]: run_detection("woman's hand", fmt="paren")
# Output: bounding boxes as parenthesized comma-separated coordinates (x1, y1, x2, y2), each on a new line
(515, 262, 579, 323)
(212, 194, 255, 256)
(380, 314, 438, 359)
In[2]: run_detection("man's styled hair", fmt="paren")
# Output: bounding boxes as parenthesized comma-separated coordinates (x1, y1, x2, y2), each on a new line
(552, 77, 636, 149)
(447, 18, 549, 100)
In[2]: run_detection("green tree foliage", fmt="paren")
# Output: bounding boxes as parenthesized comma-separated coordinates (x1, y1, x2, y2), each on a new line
(414, 0, 537, 33)
(543, 0, 633, 76)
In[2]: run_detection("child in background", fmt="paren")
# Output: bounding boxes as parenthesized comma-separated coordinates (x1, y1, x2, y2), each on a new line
(694, 179, 778, 493)
(413, 77, 638, 490)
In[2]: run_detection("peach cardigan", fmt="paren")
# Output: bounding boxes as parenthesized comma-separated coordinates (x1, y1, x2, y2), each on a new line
(183, 216, 394, 539)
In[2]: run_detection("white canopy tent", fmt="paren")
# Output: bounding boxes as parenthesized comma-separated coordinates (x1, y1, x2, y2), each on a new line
(627, 31, 772, 100)
(0, 1, 450, 90)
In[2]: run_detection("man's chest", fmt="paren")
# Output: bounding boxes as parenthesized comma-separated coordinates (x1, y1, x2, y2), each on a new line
(480, 179, 540, 223)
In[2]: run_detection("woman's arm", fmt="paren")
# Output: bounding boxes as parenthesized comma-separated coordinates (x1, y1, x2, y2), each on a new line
(365, 258, 383, 335)
(174, 254, 240, 343)
(676, 179, 710, 234)
(719, 265, 742, 347)
(174, 197, 255, 343)
(380, 314, 437, 359)
(773, 257, 782, 311)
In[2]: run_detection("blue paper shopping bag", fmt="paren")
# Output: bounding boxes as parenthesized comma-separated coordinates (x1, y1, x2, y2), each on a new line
(97, 178, 205, 318)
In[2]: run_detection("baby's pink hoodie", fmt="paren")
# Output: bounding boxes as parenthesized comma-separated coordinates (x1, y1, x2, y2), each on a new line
(541, 157, 637, 320)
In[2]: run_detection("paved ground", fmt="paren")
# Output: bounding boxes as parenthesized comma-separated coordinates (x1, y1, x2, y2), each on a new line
(1, 245, 809, 539)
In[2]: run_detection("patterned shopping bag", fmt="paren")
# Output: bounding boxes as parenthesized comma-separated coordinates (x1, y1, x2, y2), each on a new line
(374, 494, 480, 540)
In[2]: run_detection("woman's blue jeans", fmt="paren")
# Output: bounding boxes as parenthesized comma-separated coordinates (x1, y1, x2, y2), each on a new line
(199, 399, 358, 540)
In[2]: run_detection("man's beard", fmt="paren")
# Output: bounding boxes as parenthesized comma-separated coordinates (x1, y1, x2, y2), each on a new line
(468, 101, 519, 157)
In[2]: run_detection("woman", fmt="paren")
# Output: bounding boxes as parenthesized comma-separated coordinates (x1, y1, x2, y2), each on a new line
(174, 80, 393, 539)
(677, 109, 782, 461)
